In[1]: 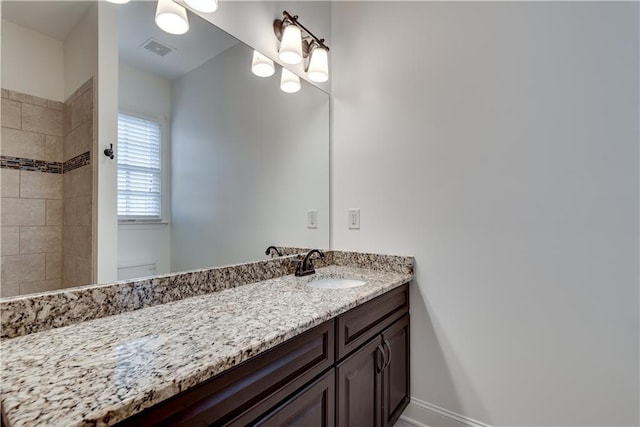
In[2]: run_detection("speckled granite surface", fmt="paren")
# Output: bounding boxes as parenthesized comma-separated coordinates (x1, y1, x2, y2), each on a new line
(0, 256, 301, 339)
(1, 265, 412, 427)
(1, 251, 412, 339)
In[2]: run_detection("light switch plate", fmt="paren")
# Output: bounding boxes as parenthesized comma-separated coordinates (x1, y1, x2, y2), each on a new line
(307, 210, 318, 229)
(348, 209, 360, 229)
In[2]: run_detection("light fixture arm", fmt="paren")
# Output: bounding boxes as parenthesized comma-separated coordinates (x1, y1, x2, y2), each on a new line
(273, 10, 330, 56)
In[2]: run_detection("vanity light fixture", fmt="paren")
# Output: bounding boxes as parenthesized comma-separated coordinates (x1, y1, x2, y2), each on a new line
(251, 50, 275, 77)
(274, 11, 330, 82)
(184, 0, 218, 14)
(306, 44, 329, 83)
(278, 24, 303, 65)
(155, 0, 190, 35)
(280, 68, 301, 93)
(106, 0, 131, 3)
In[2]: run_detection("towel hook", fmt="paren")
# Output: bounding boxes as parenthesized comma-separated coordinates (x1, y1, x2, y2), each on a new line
(104, 144, 114, 160)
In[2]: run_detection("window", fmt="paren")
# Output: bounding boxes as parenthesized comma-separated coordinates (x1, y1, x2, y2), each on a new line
(117, 113, 162, 221)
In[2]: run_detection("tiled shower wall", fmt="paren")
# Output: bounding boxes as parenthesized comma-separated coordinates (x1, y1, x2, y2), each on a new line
(62, 79, 94, 288)
(0, 79, 94, 297)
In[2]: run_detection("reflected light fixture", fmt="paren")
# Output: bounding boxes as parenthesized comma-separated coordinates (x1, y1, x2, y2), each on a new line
(185, 0, 218, 14)
(273, 11, 330, 82)
(155, 0, 190, 35)
(251, 50, 275, 77)
(280, 68, 301, 93)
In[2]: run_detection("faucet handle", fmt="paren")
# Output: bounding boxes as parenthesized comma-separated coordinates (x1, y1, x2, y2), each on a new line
(295, 249, 324, 277)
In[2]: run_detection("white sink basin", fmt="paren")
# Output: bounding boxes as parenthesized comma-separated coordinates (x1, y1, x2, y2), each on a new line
(307, 277, 367, 289)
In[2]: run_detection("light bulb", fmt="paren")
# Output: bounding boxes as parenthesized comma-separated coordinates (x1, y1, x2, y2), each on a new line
(155, 0, 189, 35)
(185, 0, 218, 13)
(278, 24, 303, 65)
(307, 45, 329, 83)
(280, 68, 301, 93)
(251, 51, 275, 78)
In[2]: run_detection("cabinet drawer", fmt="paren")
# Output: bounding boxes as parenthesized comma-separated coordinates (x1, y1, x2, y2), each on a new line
(251, 370, 335, 427)
(336, 283, 409, 360)
(117, 320, 334, 427)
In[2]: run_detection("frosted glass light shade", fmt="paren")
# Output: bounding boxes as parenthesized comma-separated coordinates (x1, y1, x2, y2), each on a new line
(278, 25, 303, 65)
(185, 0, 218, 13)
(106, 0, 130, 4)
(155, 0, 189, 35)
(251, 51, 275, 77)
(280, 68, 301, 93)
(307, 46, 329, 82)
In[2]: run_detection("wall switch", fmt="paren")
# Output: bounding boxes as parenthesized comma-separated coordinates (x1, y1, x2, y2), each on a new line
(307, 210, 318, 229)
(348, 209, 360, 229)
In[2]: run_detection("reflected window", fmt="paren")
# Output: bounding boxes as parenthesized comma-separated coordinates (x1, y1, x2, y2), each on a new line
(117, 113, 163, 221)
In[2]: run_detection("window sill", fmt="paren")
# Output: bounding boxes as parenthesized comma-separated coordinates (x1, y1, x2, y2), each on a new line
(118, 221, 169, 230)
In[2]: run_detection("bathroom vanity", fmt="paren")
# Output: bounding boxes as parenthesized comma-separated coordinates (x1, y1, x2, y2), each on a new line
(0, 251, 413, 427)
(119, 284, 409, 426)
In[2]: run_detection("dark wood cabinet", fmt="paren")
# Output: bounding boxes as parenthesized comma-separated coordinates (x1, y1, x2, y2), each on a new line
(117, 321, 334, 427)
(382, 315, 410, 427)
(336, 336, 383, 427)
(336, 285, 409, 360)
(336, 314, 410, 427)
(117, 283, 410, 427)
(252, 370, 335, 427)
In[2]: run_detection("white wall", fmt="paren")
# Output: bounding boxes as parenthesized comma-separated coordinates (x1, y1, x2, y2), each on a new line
(171, 42, 329, 271)
(95, 2, 119, 285)
(1, 4, 97, 103)
(195, 1, 331, 93)
(117, 63, 172, 277)
(1, 19, 65, 101)
(63, 4, 98, 100)
(331, 2, 639, 426)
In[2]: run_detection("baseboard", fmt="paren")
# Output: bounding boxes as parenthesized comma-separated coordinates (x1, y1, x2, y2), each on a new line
(399, 414, 430, 427)
(400, 397, 492, 427)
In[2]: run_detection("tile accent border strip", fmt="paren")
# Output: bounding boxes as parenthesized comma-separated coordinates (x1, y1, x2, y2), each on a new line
(63, 151, 91, 173)
(0, 250, 414, 340)
(0, 151, 91, 174)
(0, 156, 62, 174)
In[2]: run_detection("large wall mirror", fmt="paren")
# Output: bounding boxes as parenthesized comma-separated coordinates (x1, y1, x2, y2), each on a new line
(0, 1, 330, 298)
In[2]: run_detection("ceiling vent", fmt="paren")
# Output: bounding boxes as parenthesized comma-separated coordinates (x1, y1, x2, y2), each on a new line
(141, 38, 174, 57)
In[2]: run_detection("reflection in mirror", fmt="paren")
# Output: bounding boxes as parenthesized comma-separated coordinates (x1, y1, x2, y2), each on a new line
(116, 3, 330, 279)
(0, 1, 330, 298)
(1, 1, 98, 298)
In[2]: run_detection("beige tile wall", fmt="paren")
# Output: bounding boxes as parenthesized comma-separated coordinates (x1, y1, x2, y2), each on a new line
(1, 79, 95, 297)
(62, 79, 94, 288)
(1, 90, 64, 297)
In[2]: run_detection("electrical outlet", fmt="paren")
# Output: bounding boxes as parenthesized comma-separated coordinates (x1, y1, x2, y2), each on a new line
(348, 209, 360, 229)
(307, 210, 318, 229)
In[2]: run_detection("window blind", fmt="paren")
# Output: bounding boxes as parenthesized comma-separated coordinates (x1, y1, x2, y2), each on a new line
(117, 113, 162, 220)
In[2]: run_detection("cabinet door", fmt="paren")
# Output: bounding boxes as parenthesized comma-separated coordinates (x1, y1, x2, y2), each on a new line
(253, 370, 335, 427)
(382, 315, 410, 427)
(336, 336, 384, 427)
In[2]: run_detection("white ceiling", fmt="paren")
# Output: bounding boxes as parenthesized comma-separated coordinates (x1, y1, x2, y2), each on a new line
(2, 1, 93, 41)
(118, 1, 239, 81)
(2, 0, 239, 82)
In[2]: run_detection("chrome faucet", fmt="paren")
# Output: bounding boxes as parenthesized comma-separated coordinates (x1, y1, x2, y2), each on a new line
(295, 249, 325, 277)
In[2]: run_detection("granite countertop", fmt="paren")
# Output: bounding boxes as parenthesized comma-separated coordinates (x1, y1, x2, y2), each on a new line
(1, 265, 412, 427)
